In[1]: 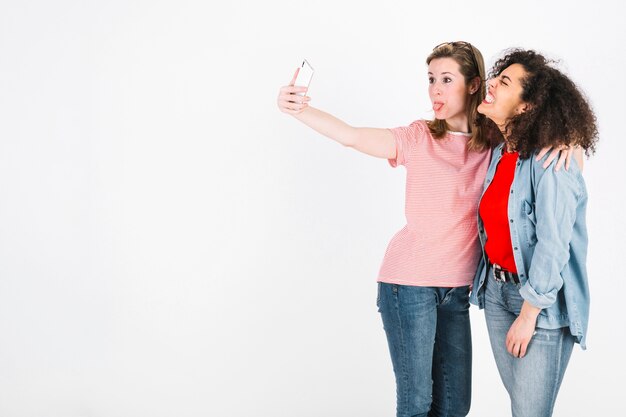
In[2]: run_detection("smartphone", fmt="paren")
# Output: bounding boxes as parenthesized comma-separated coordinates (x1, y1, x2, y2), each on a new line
(294, 59, 314, 95)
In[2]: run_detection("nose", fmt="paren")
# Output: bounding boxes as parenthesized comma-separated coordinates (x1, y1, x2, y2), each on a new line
(487, 79, 496, 90)
(432, 82, 443, 95)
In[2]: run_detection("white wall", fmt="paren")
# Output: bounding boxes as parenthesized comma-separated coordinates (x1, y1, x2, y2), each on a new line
(0, 1, 623, 416)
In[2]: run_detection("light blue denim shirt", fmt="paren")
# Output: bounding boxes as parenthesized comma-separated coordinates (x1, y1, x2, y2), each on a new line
(470, 143, 590, 349)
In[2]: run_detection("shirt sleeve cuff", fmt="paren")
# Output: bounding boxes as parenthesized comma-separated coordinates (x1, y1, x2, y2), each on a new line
(387, 128, 404, 167)
(519, 282, 557, 309)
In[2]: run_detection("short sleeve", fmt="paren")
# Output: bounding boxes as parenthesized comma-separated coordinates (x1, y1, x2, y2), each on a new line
(388, 120, 427, 167)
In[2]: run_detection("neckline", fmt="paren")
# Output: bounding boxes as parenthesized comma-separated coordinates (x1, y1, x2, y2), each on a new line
(501, 148, 519, 157)
(448, 130, 471, 137)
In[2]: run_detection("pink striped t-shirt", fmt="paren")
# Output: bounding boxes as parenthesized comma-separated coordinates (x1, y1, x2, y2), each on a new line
(377, 120, 491, 287)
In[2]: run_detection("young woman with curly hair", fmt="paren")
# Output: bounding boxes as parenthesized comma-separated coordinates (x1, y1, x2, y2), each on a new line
(470, 49, 599, 417)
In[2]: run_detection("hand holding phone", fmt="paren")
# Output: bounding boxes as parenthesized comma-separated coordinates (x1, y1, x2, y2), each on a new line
(277, 60, 314, 115)
(293, 59, 314, 96)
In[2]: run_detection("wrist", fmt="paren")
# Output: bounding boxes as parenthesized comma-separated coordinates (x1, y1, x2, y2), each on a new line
(520, 301, 541, 320)
(292, 106, 309, 119)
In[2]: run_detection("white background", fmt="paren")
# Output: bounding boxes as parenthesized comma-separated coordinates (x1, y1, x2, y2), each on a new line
(1, 1, 624, 416)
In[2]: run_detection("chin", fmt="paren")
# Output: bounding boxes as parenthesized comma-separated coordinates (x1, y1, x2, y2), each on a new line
(478, 110, 492, 119)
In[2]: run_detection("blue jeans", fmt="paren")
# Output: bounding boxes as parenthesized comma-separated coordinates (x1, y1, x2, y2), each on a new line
(484, 276, 575, 417)
(377, 283, 472, 417)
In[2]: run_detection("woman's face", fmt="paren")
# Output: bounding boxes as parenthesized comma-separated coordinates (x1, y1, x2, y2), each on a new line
(428, 57, 473, 132)
(478, 63, 529, 129)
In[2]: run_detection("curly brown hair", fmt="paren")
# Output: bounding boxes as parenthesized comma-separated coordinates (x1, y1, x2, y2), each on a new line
(481, 49, 599, 158)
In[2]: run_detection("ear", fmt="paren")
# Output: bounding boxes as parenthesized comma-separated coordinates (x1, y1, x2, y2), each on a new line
(516, 102, 532, 114)
(468, 76, 481, 95)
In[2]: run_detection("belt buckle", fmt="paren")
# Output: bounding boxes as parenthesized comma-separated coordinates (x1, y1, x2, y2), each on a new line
(492, 263, 506, 282)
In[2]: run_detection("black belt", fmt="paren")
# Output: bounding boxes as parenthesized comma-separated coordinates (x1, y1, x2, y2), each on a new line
(489, 262, 520, 284)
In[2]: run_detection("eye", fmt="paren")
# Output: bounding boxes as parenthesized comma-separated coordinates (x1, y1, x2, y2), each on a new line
(428, 77, 435, 84)
(499, 78, 508, 87)
(443, 77, 452, 83)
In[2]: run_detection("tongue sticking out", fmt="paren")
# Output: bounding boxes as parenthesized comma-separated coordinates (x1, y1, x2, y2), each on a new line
(433, 103, 444, 111)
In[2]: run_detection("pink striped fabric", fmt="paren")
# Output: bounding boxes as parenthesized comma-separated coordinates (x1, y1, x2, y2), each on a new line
(377, 120, 491, 287)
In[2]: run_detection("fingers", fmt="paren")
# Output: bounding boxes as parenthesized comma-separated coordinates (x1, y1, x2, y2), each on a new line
(277, 83, 310, 114)
(518, 340, 529, 358)
(278, 102, 308, 113)
(535, 147, 549, 161)
(565, 148, 574, 171)
(280, 85, 307, 95)
(289, 68, 299, 86)
(278, 93, 310, 104)
(277, 95, 311, 114)
(538, 144, 576, 172)
(554, 149, 567, 172)
(506, 333, 518, 357)
(542, 148, 561, 169)
(506, 337, 533, 358)
(506, 339, 526, 358)
(506, 338, 515, 356)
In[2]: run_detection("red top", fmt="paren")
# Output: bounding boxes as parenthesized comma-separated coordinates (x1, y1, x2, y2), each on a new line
(479, 150, 518, 273)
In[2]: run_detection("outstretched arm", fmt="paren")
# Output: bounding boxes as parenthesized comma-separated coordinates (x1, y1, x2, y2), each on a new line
(277, 69, 396, 159)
